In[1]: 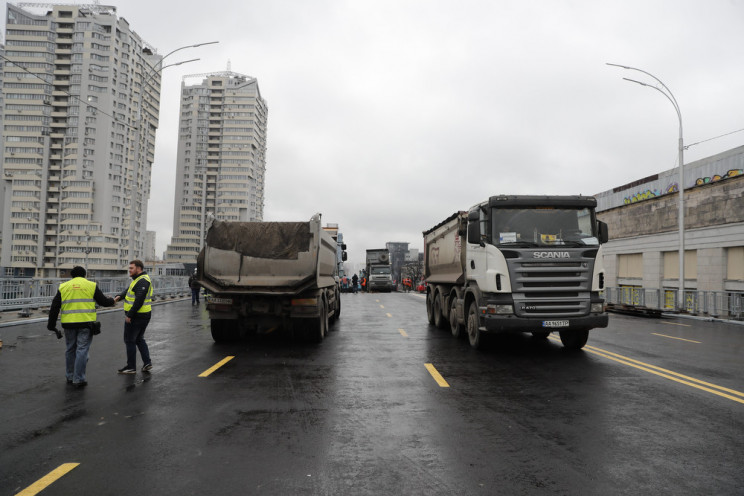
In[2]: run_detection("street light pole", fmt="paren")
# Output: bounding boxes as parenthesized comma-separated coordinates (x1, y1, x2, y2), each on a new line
(126, 41, 219, 264)
(607, 63, 685, 312)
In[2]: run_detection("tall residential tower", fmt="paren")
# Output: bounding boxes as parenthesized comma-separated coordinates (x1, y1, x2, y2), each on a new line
(164, 70, 267, 265)
(0, 3, 161, 277)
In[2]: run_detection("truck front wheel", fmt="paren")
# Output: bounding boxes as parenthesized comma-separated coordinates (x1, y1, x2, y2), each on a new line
(450, 297, 464, 338)
(466, 301, 482, 349)
(559, 329, 589, 350)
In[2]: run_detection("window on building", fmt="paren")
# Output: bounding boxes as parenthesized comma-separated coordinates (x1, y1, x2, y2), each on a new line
(727, 247, 744, 281)
(663, 250, 697, 279)
(618, 253, 643, 279)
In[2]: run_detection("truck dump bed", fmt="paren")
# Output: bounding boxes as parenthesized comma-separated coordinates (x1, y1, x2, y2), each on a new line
(423, 211, 467, 285)
(198, 214, 337, 295)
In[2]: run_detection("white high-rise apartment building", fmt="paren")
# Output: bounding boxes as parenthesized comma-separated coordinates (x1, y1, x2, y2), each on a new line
(0, 4, 161, 277)
(165, 71, 267, 265)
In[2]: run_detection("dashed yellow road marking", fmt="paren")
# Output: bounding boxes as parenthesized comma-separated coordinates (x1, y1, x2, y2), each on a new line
(16, 463, 79, 496)
(425, 363, 450, 388)
(386, 313, 392, 318)
(399, 329, 408, 337)
(380, 305, 385, 309)
(198, 356, 235, 377)
(651, 332, 701, 344)
(662, 321, 691, 327)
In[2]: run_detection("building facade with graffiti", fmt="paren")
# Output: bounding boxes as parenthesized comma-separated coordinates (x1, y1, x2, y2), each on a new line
(595, 145, 744, 310)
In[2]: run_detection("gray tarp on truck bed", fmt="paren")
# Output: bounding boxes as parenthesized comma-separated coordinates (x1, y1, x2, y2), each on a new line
(205, 220, 312, 260)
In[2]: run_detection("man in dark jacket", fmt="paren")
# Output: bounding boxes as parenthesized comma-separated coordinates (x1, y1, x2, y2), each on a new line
(114, 259, 153, 374)
(47, 266, 116, 387)
(188, 268, 201, 305)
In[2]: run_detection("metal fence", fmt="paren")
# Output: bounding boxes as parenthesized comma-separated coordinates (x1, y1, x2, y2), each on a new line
(604, 287, 744, 320)
(0, 276, 190, 314)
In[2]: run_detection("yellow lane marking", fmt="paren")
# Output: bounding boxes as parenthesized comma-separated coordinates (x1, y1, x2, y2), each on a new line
(399, 329, 408, 337)
(376, 299, 380, 303)
(662, 321, 691, 327)
(198, 356, 235, 377)
(651, 333, 701, 344)
(425, 363, 450, 388)
(16, 463, 79, 496)
(386, 313, 392, 318)
(582, 345, 744, 404)
(380, 305, 385, 309)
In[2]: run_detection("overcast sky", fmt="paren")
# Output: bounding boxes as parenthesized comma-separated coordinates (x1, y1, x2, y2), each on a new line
(5, 1, 744, 267)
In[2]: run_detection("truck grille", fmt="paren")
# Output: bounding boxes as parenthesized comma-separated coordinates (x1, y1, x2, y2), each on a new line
(507, 257, 594, 318)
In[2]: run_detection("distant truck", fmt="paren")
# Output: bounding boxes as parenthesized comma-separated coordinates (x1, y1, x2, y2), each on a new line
(197, 214, 342, 342)
(365, 248, 393, 292)
(423, 195, 609, 350)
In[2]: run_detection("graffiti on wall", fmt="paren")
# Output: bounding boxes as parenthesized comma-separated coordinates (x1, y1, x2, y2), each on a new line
(623, 169, 743, 205)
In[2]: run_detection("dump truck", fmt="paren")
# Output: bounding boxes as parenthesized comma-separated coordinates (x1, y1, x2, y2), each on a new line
(365, 248, 393, 292)
(197, 214, 343, 342)
(423, 195, 609, 350)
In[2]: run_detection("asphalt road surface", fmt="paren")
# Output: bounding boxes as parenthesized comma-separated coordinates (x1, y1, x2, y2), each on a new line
(1, 293, 743, 495)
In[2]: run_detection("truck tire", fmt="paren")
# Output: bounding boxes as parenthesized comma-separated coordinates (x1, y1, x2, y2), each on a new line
(307, 298, 329, 343)
(433, 292, 447, 329)
(211, 319, 238, 342)
(559, 329, 589, 350)
(466, 301, 482, 349)
(330, 287, 340, 325)
(426, 291, 436, 325)
(449, 296, 464, 338)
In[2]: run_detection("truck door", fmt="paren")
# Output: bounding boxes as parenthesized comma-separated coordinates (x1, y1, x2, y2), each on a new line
(465, 208, 488, 288)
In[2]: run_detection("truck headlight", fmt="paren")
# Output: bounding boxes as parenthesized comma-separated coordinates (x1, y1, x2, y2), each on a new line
(486, 304, 513, 315)
(591, 303, 604, 313)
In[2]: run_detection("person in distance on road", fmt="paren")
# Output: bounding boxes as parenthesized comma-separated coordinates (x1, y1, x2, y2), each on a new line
(47, 265, 116, 388)
(114, 259, 153, 374)
(188, 268, 201, 305)
(351, 273, 359, 294)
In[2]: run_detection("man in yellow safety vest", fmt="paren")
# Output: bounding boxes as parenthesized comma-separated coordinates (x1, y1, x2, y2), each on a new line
(114, 259, 153, 374)
(47, 266, 116, 388)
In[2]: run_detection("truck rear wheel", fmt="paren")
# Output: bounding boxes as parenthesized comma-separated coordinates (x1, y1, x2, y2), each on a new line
(426, 291, 436, 324)
(307, 299, 328, 343)
(559, 329, 589, 350)
(466, 301, 482, 349)
(211, 319, 238, 342)
(433, 293, 447, 329)
(450, 297, 464, 338)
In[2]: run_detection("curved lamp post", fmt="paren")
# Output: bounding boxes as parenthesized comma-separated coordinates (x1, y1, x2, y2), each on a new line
(607, 63, 685, 312)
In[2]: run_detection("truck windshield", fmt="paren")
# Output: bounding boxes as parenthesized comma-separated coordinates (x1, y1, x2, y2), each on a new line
(371, 267, 391, 275)
(491, 207, 598, 247)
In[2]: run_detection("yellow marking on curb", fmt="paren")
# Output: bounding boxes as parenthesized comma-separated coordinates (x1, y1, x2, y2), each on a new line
(651, 333, 701, 344)
(425, 363, 450, 388)
(198, 356, 235, 377)
(16, 463, 79, 496)
(399, 329, 408, 337)
(578, 344, 744, 405)
(386, 313, 392, 318)
(662, 321, 691, 327)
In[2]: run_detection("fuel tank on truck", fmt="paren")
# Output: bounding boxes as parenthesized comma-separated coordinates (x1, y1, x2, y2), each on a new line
(423, 211, 468, 285)
(197, 213, 337, 295)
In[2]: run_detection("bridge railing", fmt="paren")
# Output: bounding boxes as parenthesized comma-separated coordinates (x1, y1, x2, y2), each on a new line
(0, 276, 190, 315)
(604, 287, 744, 320)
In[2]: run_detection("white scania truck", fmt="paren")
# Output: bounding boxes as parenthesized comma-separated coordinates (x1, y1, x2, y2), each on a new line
(424, 195, 609, 350)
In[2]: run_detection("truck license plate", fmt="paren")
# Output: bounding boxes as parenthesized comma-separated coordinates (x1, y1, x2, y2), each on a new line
(208, 297, 233, 305)
(542, 320, 569, 328)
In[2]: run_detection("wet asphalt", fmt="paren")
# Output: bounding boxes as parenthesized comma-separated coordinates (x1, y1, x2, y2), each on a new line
(1, 293, 743, 495)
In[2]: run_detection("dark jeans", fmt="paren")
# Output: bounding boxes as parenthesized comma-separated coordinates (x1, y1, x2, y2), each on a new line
(124, 313, 151, 369)
(191, 288, 200, 304)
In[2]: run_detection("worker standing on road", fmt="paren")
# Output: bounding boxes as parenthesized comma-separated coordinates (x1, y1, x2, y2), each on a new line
(47, 266, 116, 388)
(188, 268, 201, 305)
(351, 273, 359, 294)
(114, 259, 153, 374)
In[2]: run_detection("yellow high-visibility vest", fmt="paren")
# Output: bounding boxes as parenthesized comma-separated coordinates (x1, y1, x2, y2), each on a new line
(59, 277, 97, 324)
(123, 273, 153, 313)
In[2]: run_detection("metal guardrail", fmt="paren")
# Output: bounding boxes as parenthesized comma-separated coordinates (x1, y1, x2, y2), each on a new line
(0, 276, 190, 314)
(605, 287, 744, 320)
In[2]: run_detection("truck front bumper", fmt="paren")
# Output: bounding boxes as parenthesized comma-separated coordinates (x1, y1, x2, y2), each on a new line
(480, 312, 609, 333)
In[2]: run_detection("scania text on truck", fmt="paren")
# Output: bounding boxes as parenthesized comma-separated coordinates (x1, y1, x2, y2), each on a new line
(197, 214, 343, 343)
(365, 248, 393, 292)
(424, 195, 609, 350)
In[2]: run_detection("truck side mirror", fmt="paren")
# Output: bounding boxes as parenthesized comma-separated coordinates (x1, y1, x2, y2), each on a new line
(597, 220, 609, 244)
(467, 210, 481, 244)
